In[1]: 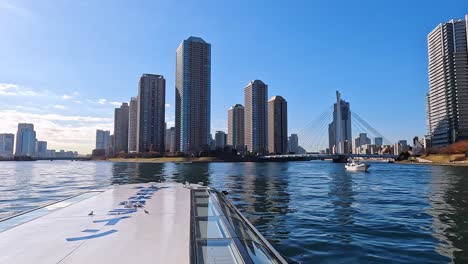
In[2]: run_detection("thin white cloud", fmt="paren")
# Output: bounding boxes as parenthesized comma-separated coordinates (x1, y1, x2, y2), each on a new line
(53, 105, 66, 109)
(98, 99, 107, 105)
(110, 101, 121, 106)
(165, 103, 171, 108)
(73, 100, 82, 104)
(62, 94, 72, 99)
(0, 83, 39, 96)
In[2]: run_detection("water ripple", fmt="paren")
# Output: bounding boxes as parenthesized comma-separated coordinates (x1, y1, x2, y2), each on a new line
(0, 160, 468, 263)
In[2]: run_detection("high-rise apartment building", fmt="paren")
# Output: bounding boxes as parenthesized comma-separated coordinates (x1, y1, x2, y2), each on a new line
(36, 141, 47, 157)
(268, 96, 288, 154)
(328, 91, 352, 154)
(374, 137, 383, 147)
(175, 37, 211, 154)
(426, 15, 468, 146)
(215, 131, 227, 149)
(0, 133, 14, 157)
(15, 123, 36, 157)
(165, 127, 176, 153)
(288, 134, 299, 154)
(244, 80, 268, 154)
(128, 96, 138, 152)
(227, 104, 245, 151)
(96, 129, 111, 155)
(114, 103, 129, 153)
(137, 74, 166, 153)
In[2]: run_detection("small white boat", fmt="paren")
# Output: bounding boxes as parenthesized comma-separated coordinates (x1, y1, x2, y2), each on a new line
(345, 159, 370, 172)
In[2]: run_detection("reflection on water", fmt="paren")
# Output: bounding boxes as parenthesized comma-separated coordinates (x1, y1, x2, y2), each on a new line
(0, 160, 468, 263)
(428, 166, 468, 263)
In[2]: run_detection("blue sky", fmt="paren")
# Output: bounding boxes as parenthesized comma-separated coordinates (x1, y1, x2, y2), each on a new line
(0, 0, 467, 153)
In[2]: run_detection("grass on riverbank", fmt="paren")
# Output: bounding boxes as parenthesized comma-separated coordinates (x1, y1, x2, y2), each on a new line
(397, 154, 468, 166)
(422, 154, 466, 163)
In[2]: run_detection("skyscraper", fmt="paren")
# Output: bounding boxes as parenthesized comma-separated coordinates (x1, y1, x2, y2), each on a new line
(328, 91, 352, 154)
(137, 74, 166, 153)
(128, 96, 138, 152)
(36, 141, 47, 157)
(175, 36, 211, 154)
(96, 129, 111, 155)
(426, 15, 468, 147)
(15, 123, 36, 157)
(374, 137, 383, 147)
(165, 127, 176, 153)
(215, 131, 227, 149)
(0, 133, 14, 157)
(114, 103, 129, 153)
(244, 80, 268, 154)
(288, 134, 299, 154)
(268, 96, 288, 154)
(227, 104, 245, 152)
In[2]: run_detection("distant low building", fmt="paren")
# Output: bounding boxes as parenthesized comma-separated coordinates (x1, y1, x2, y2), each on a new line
(297, 146, 306, 154)
(354, 133, 371, 154)
(394, 140, 409, 155)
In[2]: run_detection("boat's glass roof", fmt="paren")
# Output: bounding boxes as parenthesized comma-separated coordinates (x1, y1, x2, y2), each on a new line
(191, 188, 284, 264)
(0, 191, 101, 233)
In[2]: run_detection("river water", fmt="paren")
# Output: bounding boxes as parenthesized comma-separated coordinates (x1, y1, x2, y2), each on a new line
(0, 160, 467, 263)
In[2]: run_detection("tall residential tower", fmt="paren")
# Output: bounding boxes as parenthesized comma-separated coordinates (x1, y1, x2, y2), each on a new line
(137, 74, 166, 153)
(175, 36, 211, 154)
(114, 103, 129, 153)
(328, 91, 352, 154)
(128, 96, 138, 152)
(0, 133, 14, 157)
(426, 15, 468, 146)
(227, 104, 245, 152)
(15, 123, 36, 157)
(244, 80, 268, 155)
(268, 96, 288, 154)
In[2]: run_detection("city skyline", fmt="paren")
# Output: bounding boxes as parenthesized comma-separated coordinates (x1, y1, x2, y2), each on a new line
(1, 1, 467, 154)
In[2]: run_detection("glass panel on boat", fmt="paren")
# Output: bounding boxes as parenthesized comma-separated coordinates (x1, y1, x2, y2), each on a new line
(197, 239, 243, 264)
(195, 203, 220, 217)
(0, 191, 100, 232)
(196, 216, 230, 239)
(240, 240, 280, 264)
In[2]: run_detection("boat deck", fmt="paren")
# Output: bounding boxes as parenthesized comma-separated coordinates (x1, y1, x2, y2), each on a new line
(0, 183, 191, 263)
(0, 182, 287, 264)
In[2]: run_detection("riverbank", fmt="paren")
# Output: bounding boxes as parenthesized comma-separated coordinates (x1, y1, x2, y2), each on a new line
(397, 154, 468, 166)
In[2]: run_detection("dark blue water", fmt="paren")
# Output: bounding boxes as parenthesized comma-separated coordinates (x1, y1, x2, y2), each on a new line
(1, 160, 468, 263)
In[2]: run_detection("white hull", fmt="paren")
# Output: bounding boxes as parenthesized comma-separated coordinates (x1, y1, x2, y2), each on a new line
(345, 163, 370, 172)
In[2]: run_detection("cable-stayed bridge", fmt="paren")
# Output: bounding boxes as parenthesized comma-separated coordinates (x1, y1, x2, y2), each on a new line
(261, 91, 398, 161)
